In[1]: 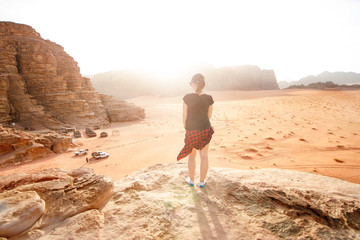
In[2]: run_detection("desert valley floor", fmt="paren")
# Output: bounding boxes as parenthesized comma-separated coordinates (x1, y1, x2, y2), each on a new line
(1, 89, 359, 184)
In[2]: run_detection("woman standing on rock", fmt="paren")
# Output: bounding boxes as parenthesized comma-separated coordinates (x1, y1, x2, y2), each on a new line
(177, 73, 214, 188)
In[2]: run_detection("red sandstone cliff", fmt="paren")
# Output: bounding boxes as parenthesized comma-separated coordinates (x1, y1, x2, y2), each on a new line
(0, 22, 144, 130)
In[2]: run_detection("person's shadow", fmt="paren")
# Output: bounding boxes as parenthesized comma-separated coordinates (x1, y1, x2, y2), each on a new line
(191, 188, 229, 240)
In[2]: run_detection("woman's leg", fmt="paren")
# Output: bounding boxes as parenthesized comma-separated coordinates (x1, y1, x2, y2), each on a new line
(199, 143, 210, 182)
(188, 148, 197, 182)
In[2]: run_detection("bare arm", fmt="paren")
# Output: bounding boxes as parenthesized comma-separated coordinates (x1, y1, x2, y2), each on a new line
(183, 101, 187, 129)
(208, 104, 213, 120)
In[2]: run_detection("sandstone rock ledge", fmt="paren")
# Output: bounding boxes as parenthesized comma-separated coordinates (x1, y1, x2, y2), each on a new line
(0, 168, 114, 239)
(0, 164, 359, 240)
(0, 125, 75, 167)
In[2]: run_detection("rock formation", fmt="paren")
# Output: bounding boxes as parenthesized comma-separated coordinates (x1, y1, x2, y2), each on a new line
(0, 125, 75, 167)
(0, 21, 144, 130)
(207, 65, 279, 90)
(1, 163, 359, 239)
(90, 65, 279, 100)
(100, 94, 145, 122)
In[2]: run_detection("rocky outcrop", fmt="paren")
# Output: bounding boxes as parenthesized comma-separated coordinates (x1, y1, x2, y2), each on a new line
(0, 21, 144, 130)
(0, 125, 75, 167)
(1, 163, 359, 239)
(100, 94, 145, 122)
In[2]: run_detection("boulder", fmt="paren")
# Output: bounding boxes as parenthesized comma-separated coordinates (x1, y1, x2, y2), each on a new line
(51, 138, 75, 154)
(0, 191, 45, 238)
(0, 168, 114, 239)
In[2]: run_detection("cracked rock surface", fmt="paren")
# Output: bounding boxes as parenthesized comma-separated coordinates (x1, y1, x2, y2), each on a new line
(0, 167, 114, 239)
(0, 163, 359, 239)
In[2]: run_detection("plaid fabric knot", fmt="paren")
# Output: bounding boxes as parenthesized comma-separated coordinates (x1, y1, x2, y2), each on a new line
(177, 127, 214, 161)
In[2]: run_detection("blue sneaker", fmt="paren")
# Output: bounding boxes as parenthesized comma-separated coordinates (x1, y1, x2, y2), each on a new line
(199, 180, 206, 188)
(186, 177, 194, 187)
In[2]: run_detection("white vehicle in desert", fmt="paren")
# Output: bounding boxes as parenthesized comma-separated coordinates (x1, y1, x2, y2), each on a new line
(74, 149, 89, 156)
(92, 151, 109, 159)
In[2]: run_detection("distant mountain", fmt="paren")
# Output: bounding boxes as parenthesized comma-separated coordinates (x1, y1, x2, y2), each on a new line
(90, 65, 279, 99)
(287, 81, 360, 90)
(278, 71, 360, 89)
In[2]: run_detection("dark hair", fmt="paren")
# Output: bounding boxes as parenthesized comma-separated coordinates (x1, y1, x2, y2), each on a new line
(191, 73, 205, 94)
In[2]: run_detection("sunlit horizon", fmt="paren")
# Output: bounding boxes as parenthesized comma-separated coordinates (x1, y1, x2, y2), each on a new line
(1, 0, 360, 82)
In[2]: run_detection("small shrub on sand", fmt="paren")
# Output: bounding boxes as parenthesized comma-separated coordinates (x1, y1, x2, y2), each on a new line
(265, 137, 275, 141)
(334, 158, 344, 163)
(245, 148, 258, 153)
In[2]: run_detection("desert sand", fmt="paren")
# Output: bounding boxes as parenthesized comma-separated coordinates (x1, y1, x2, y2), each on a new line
(1, 89, 359, 184)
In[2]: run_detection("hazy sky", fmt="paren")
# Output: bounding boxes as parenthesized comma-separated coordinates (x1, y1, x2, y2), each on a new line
(1, 0, 360, 81)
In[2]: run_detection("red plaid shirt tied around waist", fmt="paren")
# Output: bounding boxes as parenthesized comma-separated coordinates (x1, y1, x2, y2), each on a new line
(177, 127, 214, 161)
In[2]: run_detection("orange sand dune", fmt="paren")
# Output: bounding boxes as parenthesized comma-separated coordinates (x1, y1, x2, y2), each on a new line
(1, 89, 359, 184)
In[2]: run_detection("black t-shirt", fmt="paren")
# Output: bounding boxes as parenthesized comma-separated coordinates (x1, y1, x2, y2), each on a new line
(183, 93, 214, 130)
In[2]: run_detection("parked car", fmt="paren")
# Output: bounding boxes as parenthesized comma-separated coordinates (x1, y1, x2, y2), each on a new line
(92, 151, 109, 159)
(95, 152, 109, 159)
(91, 151, 103, 157)
(74, 149, 89, 156)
